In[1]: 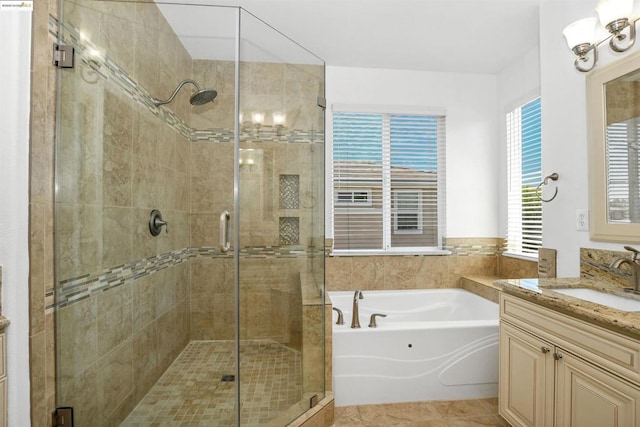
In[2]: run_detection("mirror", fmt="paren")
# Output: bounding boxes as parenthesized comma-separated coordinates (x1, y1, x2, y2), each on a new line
(588, 52, 640, 242)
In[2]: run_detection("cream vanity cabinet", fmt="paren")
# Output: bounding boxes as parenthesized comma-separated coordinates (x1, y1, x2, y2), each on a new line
(499, 293, 640, 427)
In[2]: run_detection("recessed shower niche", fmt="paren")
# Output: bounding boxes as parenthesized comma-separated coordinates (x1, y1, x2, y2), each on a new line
(53, 1, 325, 425)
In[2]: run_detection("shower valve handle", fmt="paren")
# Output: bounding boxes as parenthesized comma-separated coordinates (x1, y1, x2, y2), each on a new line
(154, 218, 168, 233)
(149, 210, 168, 236)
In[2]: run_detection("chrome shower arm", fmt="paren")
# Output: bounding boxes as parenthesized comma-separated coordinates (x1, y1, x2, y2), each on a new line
(152, 79, 201, 106)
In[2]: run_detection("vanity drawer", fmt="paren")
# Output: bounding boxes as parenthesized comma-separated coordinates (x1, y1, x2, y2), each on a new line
(501, 293, 640, 385)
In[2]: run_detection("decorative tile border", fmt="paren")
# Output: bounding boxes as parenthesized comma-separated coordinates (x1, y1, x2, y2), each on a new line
(52, 245, 323, 310)
(51, 14, 324, 146)
(191, 127, 324, 144)
(51, 15, 191, 139)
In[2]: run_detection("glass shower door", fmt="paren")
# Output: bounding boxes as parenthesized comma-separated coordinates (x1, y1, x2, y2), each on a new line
(54, 2, 324, 425)
(236, 10, 326, 425)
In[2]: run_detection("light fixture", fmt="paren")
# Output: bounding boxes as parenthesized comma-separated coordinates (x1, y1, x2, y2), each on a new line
(273, 112, 286, 135)
(564, 0, 637, 72)
(251, 112, 265, 129)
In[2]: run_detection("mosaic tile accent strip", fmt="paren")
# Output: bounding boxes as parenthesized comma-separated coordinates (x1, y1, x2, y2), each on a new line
(444, 238, 502, 256)
(51, 15, 191, 139)
(280, 174, 300, 209)
(51, 15, 324, 147)
(190, 127, 325, 145)
(54, 248, 196, 309)
(53, 245, 323, 310)
(122, 340, 302, 426)
(280, 217, 300, 245)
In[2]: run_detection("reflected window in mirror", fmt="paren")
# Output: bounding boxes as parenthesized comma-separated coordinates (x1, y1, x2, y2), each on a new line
(605, 71, 640, 224)
(587, 51, 640, 242)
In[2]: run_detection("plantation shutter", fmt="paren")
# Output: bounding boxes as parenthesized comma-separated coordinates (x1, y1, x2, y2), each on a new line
(506, 97, 542, 257)
(332, 110, 446, 253)
(606, 119, 640, 223)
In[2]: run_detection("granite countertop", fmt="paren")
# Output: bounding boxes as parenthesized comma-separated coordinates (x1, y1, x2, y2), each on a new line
(495, 277, 640, 340)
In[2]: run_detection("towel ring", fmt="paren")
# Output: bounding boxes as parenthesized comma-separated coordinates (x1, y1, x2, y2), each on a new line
(536, 173, 559, 203)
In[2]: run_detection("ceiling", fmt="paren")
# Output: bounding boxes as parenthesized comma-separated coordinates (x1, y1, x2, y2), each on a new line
(156, 0, 541, 74)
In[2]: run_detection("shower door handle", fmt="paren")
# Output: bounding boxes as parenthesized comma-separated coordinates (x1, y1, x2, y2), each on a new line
(219, 211, 231, 252)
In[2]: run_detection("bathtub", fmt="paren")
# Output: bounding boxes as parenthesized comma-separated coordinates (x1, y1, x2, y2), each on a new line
(329, 289, 499, 407)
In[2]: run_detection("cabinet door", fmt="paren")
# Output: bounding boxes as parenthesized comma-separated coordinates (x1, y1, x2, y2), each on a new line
(555, 351, 640, 427)
(499, 321, 555, 427)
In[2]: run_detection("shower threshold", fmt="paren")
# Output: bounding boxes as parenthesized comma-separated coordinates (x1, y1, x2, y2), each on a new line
(121, 339, 302, 426)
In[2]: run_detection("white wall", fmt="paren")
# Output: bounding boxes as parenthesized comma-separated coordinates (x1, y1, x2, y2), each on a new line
(325, 66, 499, 239)
(496, 46, 541, 241)
(0, 3, 32, 423)
(539, 1, 638, 277)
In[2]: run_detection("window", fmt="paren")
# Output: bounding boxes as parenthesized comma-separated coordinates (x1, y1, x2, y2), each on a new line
(506, 97, 542, 257)
(393, 190, 423, 234)
(335, 189, 373, 206)
(332, 110, 446, 253)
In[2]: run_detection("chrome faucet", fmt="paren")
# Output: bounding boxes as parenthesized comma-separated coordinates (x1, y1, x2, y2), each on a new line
(351, 290, 364, 328)
(610, 246, 640, 293)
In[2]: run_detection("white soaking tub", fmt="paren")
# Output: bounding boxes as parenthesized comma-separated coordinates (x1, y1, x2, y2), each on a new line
(329, 289, 499, 407)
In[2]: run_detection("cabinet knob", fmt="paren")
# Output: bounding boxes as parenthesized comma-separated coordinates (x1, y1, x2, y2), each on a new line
(553, 352, 563, 360)
(541, 346, 551, 353)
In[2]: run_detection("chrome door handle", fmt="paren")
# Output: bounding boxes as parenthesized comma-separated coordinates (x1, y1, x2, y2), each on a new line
(541, 346, 551, 354)
(219, 211, 231, 252)
(553, 352, 563, 360)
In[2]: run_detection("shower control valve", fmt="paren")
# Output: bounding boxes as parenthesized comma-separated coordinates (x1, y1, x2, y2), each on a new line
(149, 210, 168, 236)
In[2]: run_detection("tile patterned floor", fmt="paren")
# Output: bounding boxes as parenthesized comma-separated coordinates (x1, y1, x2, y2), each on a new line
(122, 340, 302, 426)
(333, 398, 509, 427)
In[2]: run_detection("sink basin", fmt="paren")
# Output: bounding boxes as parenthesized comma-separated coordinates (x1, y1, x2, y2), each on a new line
(553, 288, 640, 312)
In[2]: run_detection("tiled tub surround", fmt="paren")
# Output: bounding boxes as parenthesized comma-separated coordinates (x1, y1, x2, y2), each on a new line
(326, 238, 539, 292)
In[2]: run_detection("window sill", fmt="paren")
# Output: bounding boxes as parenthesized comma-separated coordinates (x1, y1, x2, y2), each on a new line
(331, 249, 451, 257)
(502, 252, 538, 262)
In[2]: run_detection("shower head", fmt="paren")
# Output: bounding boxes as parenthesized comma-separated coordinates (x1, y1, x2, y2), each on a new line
(189, 88, 218, 106)
(152, 79, 217, 107)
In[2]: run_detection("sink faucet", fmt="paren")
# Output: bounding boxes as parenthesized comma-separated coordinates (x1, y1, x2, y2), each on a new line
(351, 290, 364, 328)
(610, 246, 640, 293)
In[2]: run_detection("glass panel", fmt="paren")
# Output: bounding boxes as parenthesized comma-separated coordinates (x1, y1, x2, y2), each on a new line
(238, 9, 325, 425)
(55, 1, 323, 426)
(54, 1, 240, 425)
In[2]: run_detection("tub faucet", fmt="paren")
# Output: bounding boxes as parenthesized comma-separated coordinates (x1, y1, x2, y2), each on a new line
(610, 245, 640, 293)
(351, 290, 364, 328)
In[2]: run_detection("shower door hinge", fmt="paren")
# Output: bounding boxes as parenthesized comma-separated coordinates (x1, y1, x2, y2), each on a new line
(53, 407, 74, 427)
(317, 96, 326, 109)
(53, 44, 75, 68)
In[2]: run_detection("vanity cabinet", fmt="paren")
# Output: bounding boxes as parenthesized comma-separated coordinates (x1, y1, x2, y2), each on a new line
(499, 293, 640, 427)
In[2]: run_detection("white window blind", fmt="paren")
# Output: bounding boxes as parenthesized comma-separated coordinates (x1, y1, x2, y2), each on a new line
(606, 119, 640, 223)
(332, 111, 446, 253)
(506, 97, 542, 257)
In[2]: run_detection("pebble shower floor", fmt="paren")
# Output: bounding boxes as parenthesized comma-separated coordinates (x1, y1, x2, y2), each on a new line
(122, 340, 302, 426)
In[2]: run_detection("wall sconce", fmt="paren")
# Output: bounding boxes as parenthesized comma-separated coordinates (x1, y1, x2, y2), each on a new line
(273, 112, 286, 135)
(564, 0, 637, 72)
(251, 112, 265, 130)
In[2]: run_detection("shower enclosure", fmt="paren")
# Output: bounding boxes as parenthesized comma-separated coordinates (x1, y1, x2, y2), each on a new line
(53, 1, 326, 425)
